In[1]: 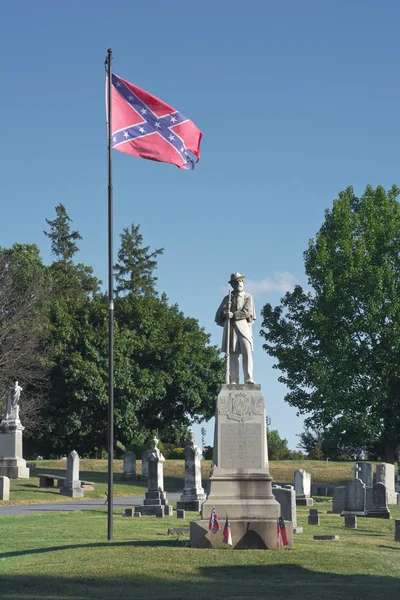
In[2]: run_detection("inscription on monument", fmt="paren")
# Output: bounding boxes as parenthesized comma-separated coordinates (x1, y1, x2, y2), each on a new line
(219, 423, 262, 469)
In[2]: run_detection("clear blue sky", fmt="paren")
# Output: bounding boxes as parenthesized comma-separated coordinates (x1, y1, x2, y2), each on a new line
(1, 0, 400, 451)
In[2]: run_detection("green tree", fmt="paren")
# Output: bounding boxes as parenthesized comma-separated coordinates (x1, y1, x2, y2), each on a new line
(267, 429, 292, 460)
(261, 185, 400, 463)
(44, 203, 82, 262)
(114, 224, 164, 296)
(35, 205, 101, 456)
(0, 244, 51, 434)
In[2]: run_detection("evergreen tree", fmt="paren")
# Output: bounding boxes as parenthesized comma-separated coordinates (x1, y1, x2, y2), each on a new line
(114, 224, 164, 296)
(44, 203, 82, 262)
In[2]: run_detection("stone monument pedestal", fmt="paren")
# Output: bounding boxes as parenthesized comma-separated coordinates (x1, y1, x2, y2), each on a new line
(191, 384, 290, 550)
(0, 421, 30, 479)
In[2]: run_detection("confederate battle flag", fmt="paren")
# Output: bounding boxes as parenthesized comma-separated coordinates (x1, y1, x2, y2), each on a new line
(108, 73, 202, 170)
(209, 507, 220, 534)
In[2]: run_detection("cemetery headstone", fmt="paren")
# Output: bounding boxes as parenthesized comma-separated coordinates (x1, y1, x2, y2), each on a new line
(352, 463, 361, 479)
(294, 469, 313, 506)
(366, 482, 391, 519)
(177, 431, 206, 511)
(121, 451, 136, 481)
(308, 508, 320, 525)
(376, 463, 397, 504)
(60, 450, 84, 497)
(331, 486, 346, 514)
(395, 519, 400, 542)
(124, 508, 133, 517)
(177, 509, 185, 519)
(358, 463, 373, 487)
(342, 478, 366, 516)
(272, 484, 297, 528)
(344, 515, 357, 529)
(0, 476, 10, 500)
(141, 450, 150, 478)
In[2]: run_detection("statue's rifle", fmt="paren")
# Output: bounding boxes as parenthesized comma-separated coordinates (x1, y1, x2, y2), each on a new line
(225, 290, 232, 384)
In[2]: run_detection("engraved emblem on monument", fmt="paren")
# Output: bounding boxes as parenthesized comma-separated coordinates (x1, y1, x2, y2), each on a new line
(228, 391, 252, 422)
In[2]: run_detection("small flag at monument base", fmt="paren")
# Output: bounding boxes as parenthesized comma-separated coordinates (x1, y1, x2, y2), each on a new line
(277, 517, 288, 547)
(209, 506, 220, 534)
(223, 514, 233, 546)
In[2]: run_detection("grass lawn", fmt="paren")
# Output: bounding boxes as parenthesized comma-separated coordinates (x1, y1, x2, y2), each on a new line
(1, 459, 367, 506)
(1, 501, 400, 599)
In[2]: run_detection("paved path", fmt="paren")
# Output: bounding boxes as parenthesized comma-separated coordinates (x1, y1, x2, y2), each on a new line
(0, 493, 180, 517)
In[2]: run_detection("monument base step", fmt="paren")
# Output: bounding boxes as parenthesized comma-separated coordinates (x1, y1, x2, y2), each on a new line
(366, 509, 391, 519)
(177, 500, 204, 511)
(60, 487, 84, 498)
(190, 519, 293, 550)
(0, 458, 29, 479)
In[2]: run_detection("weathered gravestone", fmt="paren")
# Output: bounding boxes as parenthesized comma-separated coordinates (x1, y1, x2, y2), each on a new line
(177, 431, 206, 511)
(141, 450, 150, 478)
(376, 463, 397, 504)
(121, 451, 136, 481)
(137, 437, 172, 517)
(395, 519, 400, 542)
(294, 469, 313, 506)
(345, 515, 357, 529)
(358, 463, 373, 487)
(272, 484, 297, 529)
(308, 508, 320, 525)
(60, 450, 84, 498)
(342, 478, 366, 516)
(366, 482, 391, 519)
(0, 476, 10, 500)
(331, 486, 346, 514)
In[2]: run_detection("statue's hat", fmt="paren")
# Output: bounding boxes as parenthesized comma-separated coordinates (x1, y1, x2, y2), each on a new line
(229, 272, 245, 284)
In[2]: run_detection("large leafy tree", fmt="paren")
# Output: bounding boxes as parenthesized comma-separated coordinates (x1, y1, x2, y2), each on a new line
(33, 209, 223, 457)
(114, 223, 164, 296)
(261, 185, 400, 463)
(35, 205, 101, 456)
(0, 244, 51, 433)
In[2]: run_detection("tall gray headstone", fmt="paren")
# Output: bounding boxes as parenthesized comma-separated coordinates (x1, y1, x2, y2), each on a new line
(367, 482, 391, 519)
(376, 463, 397, 503)
(60, 450, 84, 498)
(343, 478, 366, 515)
(177, 431, 206, 511)
(272, 484, 297, 528)
(294, 469, 313, 506)
(141, 450, 150, 478)
(121, 451, 136, 481)
(0, 476, 10, 500)
(331, 486, 346, 513)
(358, 463, 373, 487)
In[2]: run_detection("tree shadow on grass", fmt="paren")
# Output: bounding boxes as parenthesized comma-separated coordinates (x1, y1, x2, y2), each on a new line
(0, 564, 400, 600)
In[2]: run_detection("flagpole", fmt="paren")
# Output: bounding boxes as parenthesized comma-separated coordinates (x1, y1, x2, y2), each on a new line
(106, 47, 114, 541)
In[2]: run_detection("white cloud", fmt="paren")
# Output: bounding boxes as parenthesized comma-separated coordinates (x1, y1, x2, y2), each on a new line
(245, 272, 298, 297)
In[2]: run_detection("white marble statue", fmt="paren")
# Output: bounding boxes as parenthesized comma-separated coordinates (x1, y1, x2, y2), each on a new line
(215, 272, 256, 384)
(4, 380, 23, 422)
